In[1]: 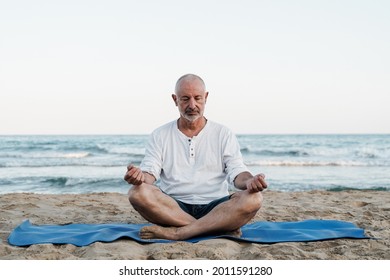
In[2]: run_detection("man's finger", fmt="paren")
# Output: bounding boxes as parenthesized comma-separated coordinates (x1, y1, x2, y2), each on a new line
(124, 166, 137, 183)
(255, 174, 267, 189)
(127, 166, 140, 177)
(127, 164, 134, 171)
(135, 170, 144, 182)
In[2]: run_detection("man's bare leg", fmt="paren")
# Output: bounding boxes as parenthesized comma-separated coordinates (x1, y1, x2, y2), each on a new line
(128, 183, 196, 227)
(139, 190, 263, 240)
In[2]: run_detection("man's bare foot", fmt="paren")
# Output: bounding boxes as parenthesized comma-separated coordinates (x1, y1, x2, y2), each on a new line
(225, 228, 242, 238)
(140, 225, 181, 240)
(140, 225, 243, 241)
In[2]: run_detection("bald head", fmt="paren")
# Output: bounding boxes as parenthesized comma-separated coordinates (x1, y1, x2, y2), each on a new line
(172, 74, 209, 123)
(175, 74, 206, 94)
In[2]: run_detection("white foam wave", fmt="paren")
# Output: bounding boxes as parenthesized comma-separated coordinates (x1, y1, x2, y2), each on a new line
(245, 160, 376, 167)
(61, 152, 90, 159)
(97, 144, 145, 155)
(3, 152, 92, 159)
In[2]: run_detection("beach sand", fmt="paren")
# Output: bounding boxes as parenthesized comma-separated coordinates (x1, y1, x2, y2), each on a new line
(0, 190, 389, 260)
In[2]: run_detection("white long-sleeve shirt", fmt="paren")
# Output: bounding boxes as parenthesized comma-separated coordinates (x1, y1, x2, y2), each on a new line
(140, 119, 249, 204)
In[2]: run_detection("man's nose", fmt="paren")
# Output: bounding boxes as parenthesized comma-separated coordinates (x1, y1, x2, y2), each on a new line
(189, 98, 196, 109)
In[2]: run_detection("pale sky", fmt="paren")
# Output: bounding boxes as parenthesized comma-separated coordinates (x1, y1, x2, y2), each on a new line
(1, 0, 389, 134)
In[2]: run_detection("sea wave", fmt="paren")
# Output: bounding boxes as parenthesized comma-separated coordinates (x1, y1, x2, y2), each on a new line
(354, 147, 384, 159)
(0, 152, 91, 159)
(0, 147, 145, 159)
(61, 152, 90, 158)
(240, 146, 388, 159)
(43, 177, 68, 186)
(326, 186, 390, 192)
(97, 145, 145, 156)
(266, 182, 390, 192)
(0, 176, 128, 194)
(245, 160, 388, 167)
(0, 162, 135, 168)
(41, 177, 123, 187)
(241, 148, 310, 157)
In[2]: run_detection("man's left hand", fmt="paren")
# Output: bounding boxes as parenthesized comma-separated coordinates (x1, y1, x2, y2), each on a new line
(246, 174, 267, 193)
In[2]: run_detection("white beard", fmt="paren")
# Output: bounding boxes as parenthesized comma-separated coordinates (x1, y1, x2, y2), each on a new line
(182, 112, 202, 123)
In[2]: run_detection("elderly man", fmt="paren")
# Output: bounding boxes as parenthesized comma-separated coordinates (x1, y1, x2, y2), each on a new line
(124, 74, 267, 240)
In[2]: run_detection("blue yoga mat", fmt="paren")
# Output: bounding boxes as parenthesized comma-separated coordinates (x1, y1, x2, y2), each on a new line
(8, 219, 368, 247)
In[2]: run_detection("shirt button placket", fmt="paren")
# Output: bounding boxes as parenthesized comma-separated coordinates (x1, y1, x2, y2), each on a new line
(189, 138, 195, 158)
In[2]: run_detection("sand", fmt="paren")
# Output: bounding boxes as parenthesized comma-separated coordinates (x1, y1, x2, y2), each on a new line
(0, 190, 389, 260)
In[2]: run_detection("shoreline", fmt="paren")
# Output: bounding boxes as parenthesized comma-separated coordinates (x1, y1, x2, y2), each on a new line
(0, 190, 389, 260)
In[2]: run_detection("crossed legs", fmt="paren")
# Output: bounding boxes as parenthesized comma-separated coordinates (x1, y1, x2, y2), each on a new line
(128, 183, 263, 240)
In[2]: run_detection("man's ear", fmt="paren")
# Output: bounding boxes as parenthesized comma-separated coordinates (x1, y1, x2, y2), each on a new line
(172, 94, 178, 106)
(205, 91, 209, 103)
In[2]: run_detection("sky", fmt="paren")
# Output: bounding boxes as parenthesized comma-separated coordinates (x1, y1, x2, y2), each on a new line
(1, 0, 389, 134)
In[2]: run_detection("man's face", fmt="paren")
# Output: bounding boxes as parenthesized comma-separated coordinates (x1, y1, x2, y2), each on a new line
(173, 80, 208, 123)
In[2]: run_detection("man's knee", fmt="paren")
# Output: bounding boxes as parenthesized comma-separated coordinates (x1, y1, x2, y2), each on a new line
(235, 191, 263, 214)
(248, 191, 263, 213)
(128, 185, 148, 208)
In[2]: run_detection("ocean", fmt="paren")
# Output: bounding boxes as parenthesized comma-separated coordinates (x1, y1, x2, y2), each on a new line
(0, 134, 389, 194)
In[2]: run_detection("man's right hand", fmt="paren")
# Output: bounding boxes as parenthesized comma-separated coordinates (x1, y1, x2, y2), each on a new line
(124, 164, 145, 186)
